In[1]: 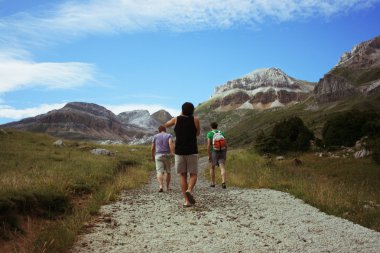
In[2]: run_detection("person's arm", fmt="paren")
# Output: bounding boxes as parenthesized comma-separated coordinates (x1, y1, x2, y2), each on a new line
(207, 138, 212, 161)
(194, 117, 200, 137)
(165, 117, 176, 128)
(151, 143, 155, 162)
(168, 137, 175, 155)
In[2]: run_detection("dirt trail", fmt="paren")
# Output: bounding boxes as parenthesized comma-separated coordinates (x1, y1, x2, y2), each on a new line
(71, 157, 380, 252)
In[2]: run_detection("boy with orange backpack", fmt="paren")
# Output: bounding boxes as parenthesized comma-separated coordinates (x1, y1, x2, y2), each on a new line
(207, 122, 227, 189)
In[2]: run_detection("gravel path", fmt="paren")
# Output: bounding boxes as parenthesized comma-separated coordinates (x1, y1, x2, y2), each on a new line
(71, 157, 380, 252)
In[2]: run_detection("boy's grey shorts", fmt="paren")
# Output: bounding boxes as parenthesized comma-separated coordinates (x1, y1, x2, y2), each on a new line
(175, 154, 198, 174)
(211, 150, 226, 167)
(155, 154, 172, 174)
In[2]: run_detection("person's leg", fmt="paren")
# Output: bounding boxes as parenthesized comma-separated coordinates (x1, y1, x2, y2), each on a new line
(209, 165, 216, 186)
(180, 173, 190, 204)
(218, 151, 227, 188)
(163, 155, 171, 190)
(176, 155, 190, 205)
(157, 172, 164, 191)
(186, 154, 198, 195)
(155, 156, 164, 191)
(220, 163, 226, 183)
(166, 173, 171, 190)
(188, 173, 197, 193)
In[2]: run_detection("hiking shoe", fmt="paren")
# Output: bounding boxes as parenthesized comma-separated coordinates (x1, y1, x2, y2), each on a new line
(222, 183, 226, 189)
(158, 188, 163, 192)
(185, 191, 196, 205)
(210, 184, 215, 188)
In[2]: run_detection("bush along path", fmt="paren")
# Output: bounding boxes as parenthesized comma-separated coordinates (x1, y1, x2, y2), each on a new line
(71, 157, 380, 252)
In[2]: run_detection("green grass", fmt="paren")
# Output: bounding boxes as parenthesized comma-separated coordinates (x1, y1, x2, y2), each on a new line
(219, 149, 380, 231)
(330, 67, 380, 86)
(0, 129, 153, 252)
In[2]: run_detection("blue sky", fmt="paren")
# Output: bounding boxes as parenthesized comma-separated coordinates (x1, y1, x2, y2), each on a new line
(0, 0, 380, 124)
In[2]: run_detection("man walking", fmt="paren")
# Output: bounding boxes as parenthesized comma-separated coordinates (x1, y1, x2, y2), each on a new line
(165, 102, 200, 207)
(207, 122, 227, 189)
(151, 125, 175, 192)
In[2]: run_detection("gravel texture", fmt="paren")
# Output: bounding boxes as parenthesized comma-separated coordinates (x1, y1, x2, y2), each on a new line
(71, 157, 380, 252)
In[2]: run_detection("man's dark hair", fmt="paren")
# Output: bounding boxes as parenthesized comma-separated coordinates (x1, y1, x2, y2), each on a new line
(210, 122, 218, 129)
(158, 125, 166, 132)
(182, 102, 194, 116)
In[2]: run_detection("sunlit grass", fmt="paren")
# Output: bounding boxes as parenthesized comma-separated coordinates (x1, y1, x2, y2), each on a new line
(0, 130, 154, 252)
(215, 149, 380, 231)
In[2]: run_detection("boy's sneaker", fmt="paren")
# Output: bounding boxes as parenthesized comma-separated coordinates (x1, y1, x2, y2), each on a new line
(222, 183, 226, 189)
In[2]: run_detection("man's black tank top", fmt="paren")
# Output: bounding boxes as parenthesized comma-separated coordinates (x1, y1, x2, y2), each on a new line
(174, 115, 198, 155)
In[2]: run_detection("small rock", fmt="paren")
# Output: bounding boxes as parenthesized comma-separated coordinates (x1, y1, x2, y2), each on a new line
(90, 148, 114, 156)
(53, 139, 64, 147)
(354, 149, 371, 159)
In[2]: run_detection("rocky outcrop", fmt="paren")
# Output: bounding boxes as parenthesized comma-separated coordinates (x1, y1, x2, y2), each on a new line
(314, 35, 380, 103)
(314, 74, 359, 103)
(151, 110, 173, 124)
(118, 110, 162, 133)
(210, 68, 314, 111)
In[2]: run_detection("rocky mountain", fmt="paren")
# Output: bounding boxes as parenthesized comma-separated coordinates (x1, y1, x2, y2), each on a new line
(1, 102, 132, 141)
(151, 110, 173, 124)
(208, 67, 315, 111)
(314, 35, 380, 103)
(1, 102, 172, 144)
(118, 110, 162, 133)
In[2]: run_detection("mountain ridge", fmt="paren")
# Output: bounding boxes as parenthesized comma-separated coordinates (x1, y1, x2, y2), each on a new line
(1, 102, 172, 143)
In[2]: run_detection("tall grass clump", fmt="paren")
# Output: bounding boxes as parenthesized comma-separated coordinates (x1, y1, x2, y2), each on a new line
(0, 130, 153, 252)
(223, 149, 380, 231)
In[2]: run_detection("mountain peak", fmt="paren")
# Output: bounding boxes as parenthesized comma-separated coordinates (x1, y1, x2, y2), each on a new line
(208, 67, 314, 112)
(336, 35, 380, 68)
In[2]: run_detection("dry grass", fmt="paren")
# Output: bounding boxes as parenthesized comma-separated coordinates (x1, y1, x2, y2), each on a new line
(0, 130, 153, 252)
(214, 149, 380, 231)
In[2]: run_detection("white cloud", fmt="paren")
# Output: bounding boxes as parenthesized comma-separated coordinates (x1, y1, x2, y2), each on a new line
(0, 50, 96, 93)
(0, 103, 65, 120)
(1, 0, 379, 42)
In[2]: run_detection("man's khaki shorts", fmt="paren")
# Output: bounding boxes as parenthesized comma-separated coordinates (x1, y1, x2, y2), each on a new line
(155, 154, 172, 174)
(175, 154, 198, 174)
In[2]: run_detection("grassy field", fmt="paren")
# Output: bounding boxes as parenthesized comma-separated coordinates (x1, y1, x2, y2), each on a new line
(0, 129, 154, 253)
(210, 149, 380, 232)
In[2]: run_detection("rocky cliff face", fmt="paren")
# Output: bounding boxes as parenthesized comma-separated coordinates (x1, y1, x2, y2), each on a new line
(314, 35, 380, 103)
(118, 110, 162, 133)
(1, 103, 173, 144)
(211, 68, 314, 111)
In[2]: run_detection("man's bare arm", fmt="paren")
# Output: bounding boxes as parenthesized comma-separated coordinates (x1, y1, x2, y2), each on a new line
(194, 117, 200, 137)
(165, 117, 176, 128)
(151, 143, 155, 161)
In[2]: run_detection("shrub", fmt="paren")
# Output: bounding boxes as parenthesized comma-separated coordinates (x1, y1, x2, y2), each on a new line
(322, 110, 380, 147)
(254, 117, 314, 154)
(370, 138, 380, 165)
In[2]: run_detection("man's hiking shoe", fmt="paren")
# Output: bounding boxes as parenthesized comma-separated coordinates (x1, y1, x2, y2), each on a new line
(222, 183, 226, 189)
(182, 203, 192, 208)
(158, 188, 163, 192)
(185, 191, 196, 205)
(210, 184, 215, 188)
